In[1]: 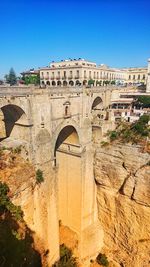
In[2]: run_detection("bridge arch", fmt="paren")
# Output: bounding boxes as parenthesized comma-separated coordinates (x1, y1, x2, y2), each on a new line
(0, 104, 30, 141)
(52, 119, 81, 155)
(91, 96, 103, 111)
(54, 122, 82, 232)
(54, 125, 80, 156)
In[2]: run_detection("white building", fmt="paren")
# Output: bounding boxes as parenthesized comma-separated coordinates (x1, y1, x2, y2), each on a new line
(40, 58, 126, 87)
(39, 58, 148, 87)
(146, 58, 150, 92)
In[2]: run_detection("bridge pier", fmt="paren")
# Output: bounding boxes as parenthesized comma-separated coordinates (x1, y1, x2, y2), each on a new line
(55, 122, 103, 265)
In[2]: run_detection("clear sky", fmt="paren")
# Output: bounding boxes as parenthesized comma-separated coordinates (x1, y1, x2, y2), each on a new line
(0, 0, 150, 78)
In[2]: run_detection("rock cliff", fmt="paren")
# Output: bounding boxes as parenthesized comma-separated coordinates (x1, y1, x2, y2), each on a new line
(94, 143, 150, 267)
(0, 148, 59, 266)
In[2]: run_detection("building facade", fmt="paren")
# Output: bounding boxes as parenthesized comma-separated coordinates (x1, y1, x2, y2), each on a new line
(147, 59, 150, 92)
(39, 58, 148, 87)
(125, 67, 147, 85)
(40, 59, 126, 87)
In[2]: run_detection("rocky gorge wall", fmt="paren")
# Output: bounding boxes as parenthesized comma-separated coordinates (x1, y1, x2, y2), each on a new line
(0, 148, 59, 266)
(94, 143, 150, 267)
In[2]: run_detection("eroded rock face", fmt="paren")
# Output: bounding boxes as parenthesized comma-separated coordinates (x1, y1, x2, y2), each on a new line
(94, 143, 150, 267)
(0, 149, 59, 266)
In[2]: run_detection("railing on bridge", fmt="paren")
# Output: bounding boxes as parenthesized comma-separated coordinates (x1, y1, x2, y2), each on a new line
(56, 142, 82, 156)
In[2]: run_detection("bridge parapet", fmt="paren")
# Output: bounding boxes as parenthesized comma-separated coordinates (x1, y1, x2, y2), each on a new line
(0, 86, 34, 96)
(0, 85, 118, 97)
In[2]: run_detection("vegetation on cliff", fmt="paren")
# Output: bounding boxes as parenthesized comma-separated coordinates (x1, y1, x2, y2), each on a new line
(107, 115, 150, 150)
(52, 244, 77, 267)
(96, 253, 109, 266)
(135, 96, 150, 108)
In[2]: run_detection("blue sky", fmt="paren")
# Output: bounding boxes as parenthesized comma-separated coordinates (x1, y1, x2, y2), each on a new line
(0, 0, 150, 78)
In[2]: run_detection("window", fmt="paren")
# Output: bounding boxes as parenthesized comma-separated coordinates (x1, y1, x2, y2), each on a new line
(76, 70, 79, 77)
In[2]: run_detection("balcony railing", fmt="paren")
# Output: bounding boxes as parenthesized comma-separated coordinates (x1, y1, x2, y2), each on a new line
(75, 76, 80, 79)
(51, 77, 55, 80)
(68, 76, 73, 80)
(62, 77, 67, 80)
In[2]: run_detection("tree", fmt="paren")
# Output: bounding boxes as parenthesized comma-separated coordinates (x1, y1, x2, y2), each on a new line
(88, 79, 95, 87)
(5, 68, 17, 86)
(111, 80, 116, 85)
(23, 74, 40, 85)
(137, 96, 150, 108)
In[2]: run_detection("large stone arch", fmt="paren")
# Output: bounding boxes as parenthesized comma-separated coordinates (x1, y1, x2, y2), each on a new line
(51, 119, 81, 156)
(91, 96, 103, 111)
(53, 119, 103, 259)
(54, 123, 82, 233)
(0, 104, 30, 141)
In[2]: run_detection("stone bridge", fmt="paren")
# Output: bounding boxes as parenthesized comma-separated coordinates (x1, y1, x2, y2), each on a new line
(0, 86, 115, 266)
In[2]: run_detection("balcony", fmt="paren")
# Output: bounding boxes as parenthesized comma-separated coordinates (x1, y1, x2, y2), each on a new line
(51, 77, 55, 80)
(68, 76, 73, 80)
(75, 76, 80, 79)
(56, 77, 61, 80)
(62, 77, 67, 80)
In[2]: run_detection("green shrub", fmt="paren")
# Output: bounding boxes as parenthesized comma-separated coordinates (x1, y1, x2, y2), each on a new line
(138, 96, 150, 108)
(13, 146, 22, 154)
(110, 131, 118, 141)
(96, 253, 109, 267)
(139, 114, 150, 124)
(52, 244, 77, 267)
(0, 182, 23, 220)
(36, 169, 44, 184)
(101, 141, 109, 147)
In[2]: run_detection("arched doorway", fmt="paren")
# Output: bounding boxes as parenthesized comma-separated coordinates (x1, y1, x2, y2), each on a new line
(54, 125, 82, 232)
(46, 81, 50, 86)
(69, 80, 74, 86)
(57, 81, 61, 86)
(63, 81, 67, 87)
(1, 104, 29, 141)
(76, 80, 80, 86)
(52, 81, 56, 86)
(83, 80, 87, 86)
